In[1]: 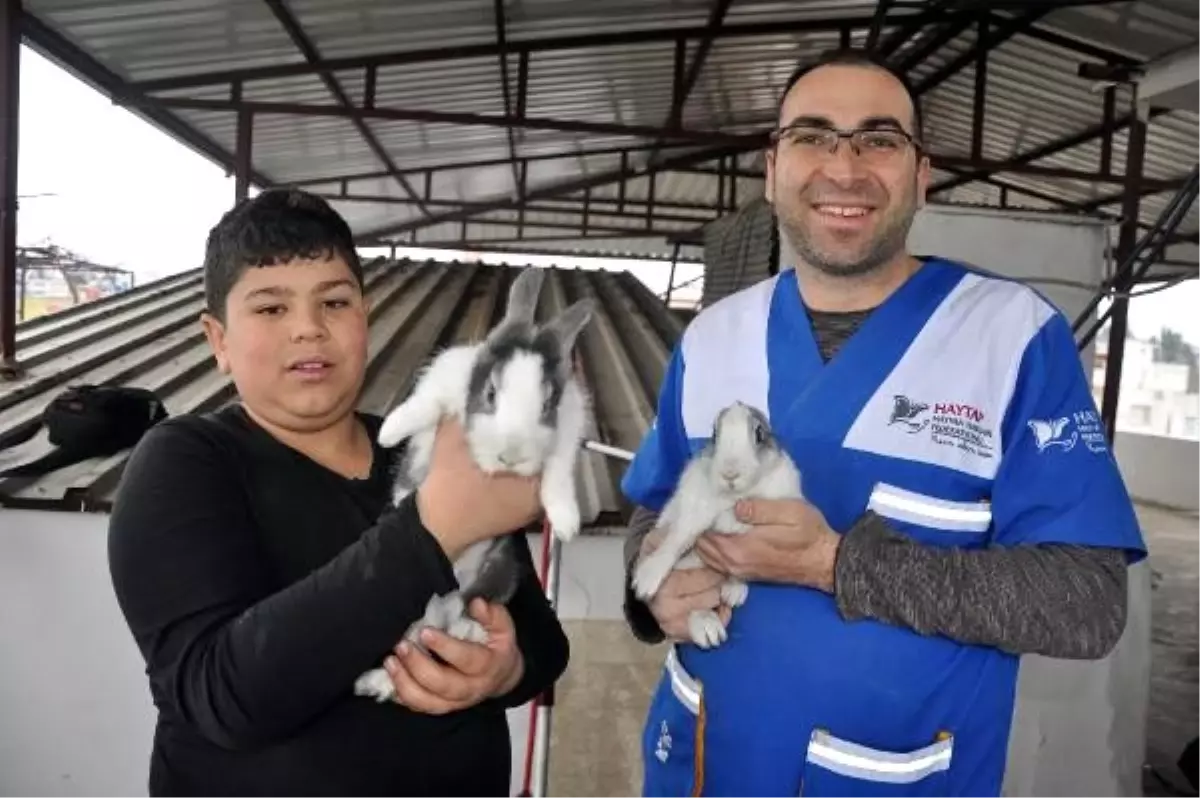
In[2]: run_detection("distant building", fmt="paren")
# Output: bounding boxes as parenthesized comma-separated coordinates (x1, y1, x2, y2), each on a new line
(1093, 334, 1200, 440)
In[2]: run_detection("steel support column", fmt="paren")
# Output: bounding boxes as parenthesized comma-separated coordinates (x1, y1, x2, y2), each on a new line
(235, 106, 253, 205)
(0, 0, 20, 378)
(1100, 93, 1148, 445)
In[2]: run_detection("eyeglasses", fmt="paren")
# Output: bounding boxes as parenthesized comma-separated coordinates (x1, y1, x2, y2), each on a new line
(771, 124, 921, 163)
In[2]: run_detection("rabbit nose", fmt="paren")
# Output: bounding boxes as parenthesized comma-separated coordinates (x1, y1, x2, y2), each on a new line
(498, 450, 519, 467)
(720, 468, 739, 482)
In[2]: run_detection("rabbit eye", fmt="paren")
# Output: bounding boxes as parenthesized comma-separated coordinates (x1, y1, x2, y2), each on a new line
(753, 423, 767, 446)
(484, 379, 497, 408)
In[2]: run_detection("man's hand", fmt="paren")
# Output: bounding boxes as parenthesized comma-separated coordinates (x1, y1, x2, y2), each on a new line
(638, 527, 731, 641)
(416, 419, 542, 558)
(696, 499, 841, 593)
(383, 599, 524, 715)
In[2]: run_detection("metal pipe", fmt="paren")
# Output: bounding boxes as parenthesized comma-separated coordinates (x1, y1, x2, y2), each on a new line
(1099, 90, 1147, 445)
(235, 107, 253, 204)
(0, 0, 19, 376)
(116, 95, 759, 147)
(127, 10, 952, 93)
(529, 520, 561, 798)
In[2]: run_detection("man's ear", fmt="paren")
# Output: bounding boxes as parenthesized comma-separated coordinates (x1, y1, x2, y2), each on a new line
(199, 311, 231, 374)
(764, 147, 777, 206)
(916, 153, 931, 209)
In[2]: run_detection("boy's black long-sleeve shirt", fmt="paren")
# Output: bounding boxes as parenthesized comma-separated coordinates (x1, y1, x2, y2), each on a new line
(107, 404, 568, 797)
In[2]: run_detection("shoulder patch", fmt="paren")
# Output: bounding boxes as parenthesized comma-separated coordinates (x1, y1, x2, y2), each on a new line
(680, 274, 779, 440)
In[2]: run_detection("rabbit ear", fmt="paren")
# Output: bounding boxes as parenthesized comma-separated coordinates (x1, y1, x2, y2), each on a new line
(502, 268, 545, 325)
(542, 297, 596, 356)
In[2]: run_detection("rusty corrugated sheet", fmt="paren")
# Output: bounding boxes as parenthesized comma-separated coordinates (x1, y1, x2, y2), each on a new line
(0, 259, 682, 530)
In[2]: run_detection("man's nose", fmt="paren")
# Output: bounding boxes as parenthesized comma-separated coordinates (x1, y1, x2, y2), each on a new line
(817, 141, 868, 185)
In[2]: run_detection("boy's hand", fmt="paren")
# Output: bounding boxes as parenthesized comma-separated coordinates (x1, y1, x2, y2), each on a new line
(384, 599, 524, 715)
(416, 419, 541, 557)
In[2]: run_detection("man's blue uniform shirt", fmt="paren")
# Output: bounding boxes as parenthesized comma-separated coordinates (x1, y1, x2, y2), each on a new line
(621, 258, 1146, 797)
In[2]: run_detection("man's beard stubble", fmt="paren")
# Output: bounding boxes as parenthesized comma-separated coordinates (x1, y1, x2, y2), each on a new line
(778, 178, 920, 279)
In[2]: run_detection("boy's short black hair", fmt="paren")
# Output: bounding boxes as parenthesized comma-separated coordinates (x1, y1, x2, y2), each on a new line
(776, 47, 925, 142)
(203, 188, 364, 321)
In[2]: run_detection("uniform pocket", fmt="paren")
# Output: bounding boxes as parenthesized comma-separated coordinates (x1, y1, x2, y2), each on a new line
(799, 729, 954, 797)
(867, 482, 991, 544)
(642, 647, 707, 797)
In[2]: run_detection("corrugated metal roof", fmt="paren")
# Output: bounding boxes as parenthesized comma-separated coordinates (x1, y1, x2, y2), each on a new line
(0, 259, 683, 529)
(18, 0, 1199, 263)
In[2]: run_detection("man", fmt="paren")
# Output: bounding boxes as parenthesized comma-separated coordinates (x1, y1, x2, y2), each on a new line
(620, 49, 1145, 797)
(108, 189, 568, 796)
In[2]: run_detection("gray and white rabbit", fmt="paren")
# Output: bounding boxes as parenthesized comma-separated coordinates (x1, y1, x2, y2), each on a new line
(632, 401, 803, 649)
(354, 267, 594, 702)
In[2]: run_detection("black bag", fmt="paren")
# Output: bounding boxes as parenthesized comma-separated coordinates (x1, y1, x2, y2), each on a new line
(0, 384, 168, 478)
(1180, 737, 1198, 791)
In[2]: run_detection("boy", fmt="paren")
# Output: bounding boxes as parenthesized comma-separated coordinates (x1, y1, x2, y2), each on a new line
(107, 189, 569, 796)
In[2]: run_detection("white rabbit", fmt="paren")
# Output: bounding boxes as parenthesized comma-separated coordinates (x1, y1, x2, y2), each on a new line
(632, 401, 803, 649)
(354, 267, 594, 703)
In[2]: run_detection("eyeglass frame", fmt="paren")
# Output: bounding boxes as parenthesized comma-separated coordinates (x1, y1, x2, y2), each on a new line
(769, 121, 925, 160)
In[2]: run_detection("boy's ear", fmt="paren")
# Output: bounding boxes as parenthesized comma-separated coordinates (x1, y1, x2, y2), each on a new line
(199, 311, 232, 374)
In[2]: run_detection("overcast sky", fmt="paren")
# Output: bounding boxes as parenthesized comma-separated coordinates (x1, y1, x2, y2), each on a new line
(15, 44, 1198, 346)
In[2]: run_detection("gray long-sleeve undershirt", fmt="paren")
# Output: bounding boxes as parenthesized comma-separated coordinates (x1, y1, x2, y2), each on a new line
(620, 303, 1129, 660)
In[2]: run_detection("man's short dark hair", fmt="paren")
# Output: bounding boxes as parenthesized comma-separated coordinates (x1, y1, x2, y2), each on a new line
(203, 188, 364, 321)
(776, 47, 925, 142)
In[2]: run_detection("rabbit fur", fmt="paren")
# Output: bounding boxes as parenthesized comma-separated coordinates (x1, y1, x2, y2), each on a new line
(354, 267, 594, 702)
(632, 401, 803, 649)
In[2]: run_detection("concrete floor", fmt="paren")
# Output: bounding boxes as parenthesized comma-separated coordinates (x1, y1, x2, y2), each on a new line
(1138, 503, 1199, 796)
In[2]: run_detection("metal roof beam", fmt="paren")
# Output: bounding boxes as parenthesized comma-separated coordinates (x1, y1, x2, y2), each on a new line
(358, 140, 766, 242)
(891, 11, 975, 74)
(19, 13, 274, 188)
(1016, 23, 1140, 66)
(114, 95, 761, 146)
(913, 8, 1049, 97)
(406, 216, 694, 241)
(262, 0, 429, 217)
(667, 0, 734, 130)
(283, 143, 701, 187)
(873, 0, 956, 59)
(679, 157, 1186, 190)
(322, 191, 722, 216)
(864, 0, 895, 53)
(127, 11, 946, 94)
(322, 193, 716, 225)
(928, 106, 1174, 195)
(1077, 179, 1196, 211)
(492, 0, 522, 195)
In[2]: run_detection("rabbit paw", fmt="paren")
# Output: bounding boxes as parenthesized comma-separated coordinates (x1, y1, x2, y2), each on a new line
(446, 614, 489, 645)
(687, 610, 728, 649)
(721, 578, 749, 608)
(354, 668, 396, 702)
(544, 496, 581, 542)
(632, 551, 674, 600)
(711, 507, 749, 534)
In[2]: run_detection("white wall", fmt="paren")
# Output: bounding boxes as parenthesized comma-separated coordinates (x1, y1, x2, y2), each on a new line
(0, 509, 626, 797)
(0, 509, 154, 796)
(1114, 431, 1200, 511)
